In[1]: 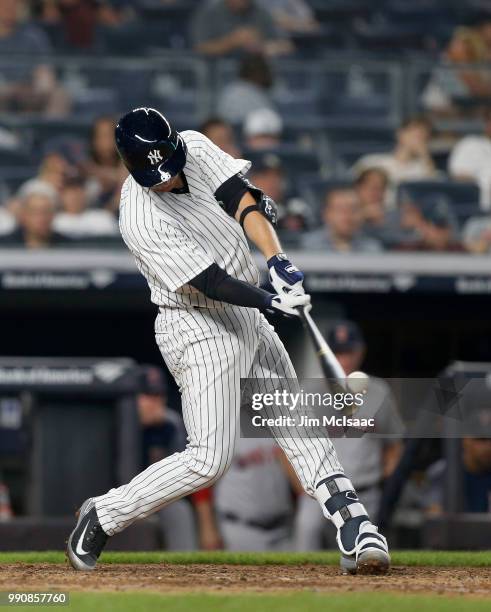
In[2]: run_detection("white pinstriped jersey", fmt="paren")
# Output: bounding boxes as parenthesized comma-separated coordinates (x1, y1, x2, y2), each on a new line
(94, 127, 346, 541)
(119, 130, 259, 311)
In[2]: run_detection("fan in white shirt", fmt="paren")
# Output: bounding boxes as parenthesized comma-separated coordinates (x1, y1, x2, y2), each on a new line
(353, 116, 437, 185)
(53, 177, 118, 238)
(448, 109, 491, 210)
(0, 206, 16, 236)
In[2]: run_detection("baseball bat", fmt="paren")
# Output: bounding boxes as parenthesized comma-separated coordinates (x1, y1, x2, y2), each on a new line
(297, 306, 347, 387)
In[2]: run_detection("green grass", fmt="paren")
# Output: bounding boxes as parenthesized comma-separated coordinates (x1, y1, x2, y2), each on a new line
(8, 592, 491, 612)
(2, 551, 490, 611)
(0, 550, 490, 567)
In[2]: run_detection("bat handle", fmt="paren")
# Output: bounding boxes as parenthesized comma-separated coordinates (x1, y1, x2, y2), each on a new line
(297, 306, 347, 382)
(296, 304, 309, 321)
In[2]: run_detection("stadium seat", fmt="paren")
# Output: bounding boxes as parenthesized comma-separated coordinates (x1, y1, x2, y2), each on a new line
(309, 0, 372, 25)
(276, 229, 303, 250)
(245, 146, 322, 177)
(273, 91, 320, 119)
(134, 0, 198, 52)
(72, 89, 119, 119)
(354, 22, 433, 52)
(289, 26, 344, 57)
(15, 119, 92, 161)
(0, 167, 40, 196)
(324, 124, 396, 143)
(385, 0, 458, 36)
(0, 148, 33, 168)
(322, 94, 394, 120)
(397, 180, 481, 225)
(332, 141, 393, 172)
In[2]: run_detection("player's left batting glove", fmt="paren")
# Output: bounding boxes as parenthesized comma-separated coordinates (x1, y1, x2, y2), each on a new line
(268, 253, 305, 296)
(269, 291, 311, 317)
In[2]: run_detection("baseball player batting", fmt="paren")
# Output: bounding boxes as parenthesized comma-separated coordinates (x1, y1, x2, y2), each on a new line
(66, 107, 390, 575)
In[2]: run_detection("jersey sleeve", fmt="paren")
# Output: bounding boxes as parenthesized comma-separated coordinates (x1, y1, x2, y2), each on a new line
(121, 199, 214, 292)
(187, 131, 252, 194)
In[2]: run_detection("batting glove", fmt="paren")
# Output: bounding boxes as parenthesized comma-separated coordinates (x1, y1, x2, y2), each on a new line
(269, 291, 311, 317)
(268, 253, 305, 296)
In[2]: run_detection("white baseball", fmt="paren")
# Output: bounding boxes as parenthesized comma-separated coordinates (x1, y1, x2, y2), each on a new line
(347, 371, 369, 393)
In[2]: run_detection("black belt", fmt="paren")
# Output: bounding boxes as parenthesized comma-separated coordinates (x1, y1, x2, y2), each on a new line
(220, 511, 290, 531)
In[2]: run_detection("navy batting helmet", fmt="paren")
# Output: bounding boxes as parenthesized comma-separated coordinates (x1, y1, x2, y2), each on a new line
(115, 107, 187, 188)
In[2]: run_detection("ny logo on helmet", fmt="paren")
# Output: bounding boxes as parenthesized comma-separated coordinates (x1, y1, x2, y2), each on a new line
(148, 150, 163, 165)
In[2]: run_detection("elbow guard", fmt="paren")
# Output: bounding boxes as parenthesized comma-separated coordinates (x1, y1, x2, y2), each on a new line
(238, 172, 278, 227)
(215, 173, 278, 227)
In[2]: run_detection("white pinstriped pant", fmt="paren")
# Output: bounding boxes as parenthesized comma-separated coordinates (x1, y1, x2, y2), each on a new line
(95, 306, 343, 536)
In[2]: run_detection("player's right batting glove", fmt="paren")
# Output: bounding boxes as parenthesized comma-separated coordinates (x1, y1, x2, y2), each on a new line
(268, 253, 305, 296)
(269, 291, 311, 317)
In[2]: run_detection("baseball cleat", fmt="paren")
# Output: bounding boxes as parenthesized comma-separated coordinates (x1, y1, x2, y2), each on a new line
(339, 521, 390, 576)
(340, 553, 357, 575)
(66, 498, 108, 571)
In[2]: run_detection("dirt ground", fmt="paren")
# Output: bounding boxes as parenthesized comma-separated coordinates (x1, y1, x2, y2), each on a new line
(1, 564, 491, 597)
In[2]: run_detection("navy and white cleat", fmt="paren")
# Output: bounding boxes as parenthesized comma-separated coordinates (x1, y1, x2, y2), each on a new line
(66, 499, 108, 571)
(339, 521, 390, 575)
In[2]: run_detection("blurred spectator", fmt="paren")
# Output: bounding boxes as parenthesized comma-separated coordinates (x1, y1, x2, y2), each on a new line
(0, 191, 71, 248)
(136, 365, 201, 551)
(244, 107, 283, 150)
(448, 108, 491, 209)
(462, 216, 491, 254)
(20, 140, 85, 201)
(353, 117, 437, 185)
(278, 198, 311, 233)
(53, 176, 118, 238)
(249, 152, 310, 230)
(191, 0, 291, 58)
(191, 487, 223, 551)
(0, 125, 21, 150)
(422, 27, 491, 115)
(136, 365, 185, 466)
(355, 168, 401, 248)
(199, 117, 242, 158)
(214, 437, 300, 551)
(0, 481, 13, 521)
(7, 179, 58, 230)
(356, 168, 389, 215)
(0, 0, 70, 116)
(396, 191, 461, 252)
(256, 0, 319, 34)
(474, 12, 491, 61)
(294, 320, 403, 550)
(301, 187, 382, 252)
(13, 149, 72, 219)
(425, 437, 491, 514)
(36, 0, 100, 50)
(35, 0, 134, 52)
(84, 116, 127, 210)
(249, 153, 284, 201)
(218, 53, 276, 124)
(0, 206, 16, 236)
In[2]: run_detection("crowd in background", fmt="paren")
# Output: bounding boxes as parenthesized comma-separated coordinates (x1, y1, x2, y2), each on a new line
(2, 109, 491, 254)
(4, 327, 490, 551)
(0, 1, 491, 253)
(1, 0, 491, 548)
